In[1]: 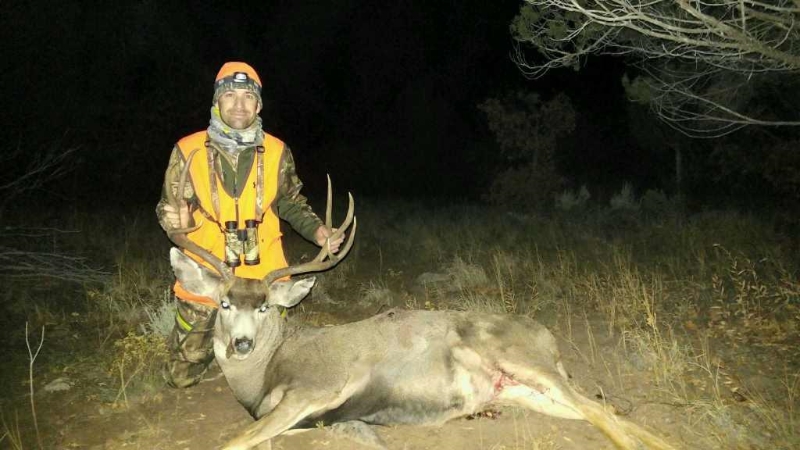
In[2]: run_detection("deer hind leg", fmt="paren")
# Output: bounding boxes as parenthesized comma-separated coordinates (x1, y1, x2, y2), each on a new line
(493, 364, 587, 420)
(494, 362, 653, 450)
(557, 389, 678, 450)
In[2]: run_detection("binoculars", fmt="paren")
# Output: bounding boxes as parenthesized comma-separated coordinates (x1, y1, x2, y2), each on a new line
(224, 220, 260, 267)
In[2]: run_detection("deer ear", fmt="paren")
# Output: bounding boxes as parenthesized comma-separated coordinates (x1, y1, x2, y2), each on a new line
(170, 248, 221, 300)
(268, 277, 315, 308)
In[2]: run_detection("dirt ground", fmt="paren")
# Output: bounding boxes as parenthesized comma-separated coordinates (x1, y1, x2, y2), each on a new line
(45, 364, 632, 450)
(39, 357, 679, 450)
(2, 233, 781, 450)
(14, 297, 689, 450)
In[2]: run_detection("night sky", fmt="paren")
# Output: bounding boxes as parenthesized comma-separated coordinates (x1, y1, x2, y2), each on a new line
(4, 1, 650, 207)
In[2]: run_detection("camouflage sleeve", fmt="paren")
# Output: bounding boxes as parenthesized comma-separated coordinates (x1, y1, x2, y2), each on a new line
(155, 146, 197, 232)
(276, 146, 323, 243)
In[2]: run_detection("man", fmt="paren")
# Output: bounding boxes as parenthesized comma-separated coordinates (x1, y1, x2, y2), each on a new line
(156, 61, 343, 388)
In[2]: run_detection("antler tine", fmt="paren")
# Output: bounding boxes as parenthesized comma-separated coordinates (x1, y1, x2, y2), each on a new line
(165, 150, 201, 234)
(325, 174, 333, 230)
(166, 149, 235, 289)
(309, 189, 354, 264)
(305, 174, 335, 265)
(319, 191, 355, 259)
(263, 183, 356, 287)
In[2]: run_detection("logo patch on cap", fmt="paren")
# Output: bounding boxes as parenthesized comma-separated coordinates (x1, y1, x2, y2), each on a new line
(233, 72, 249, 83)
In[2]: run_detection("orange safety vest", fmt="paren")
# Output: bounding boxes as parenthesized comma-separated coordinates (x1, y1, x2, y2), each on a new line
(172, 131, 288, 307)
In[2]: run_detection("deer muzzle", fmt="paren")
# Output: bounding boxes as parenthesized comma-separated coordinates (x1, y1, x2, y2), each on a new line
(234, 337, 254, 355)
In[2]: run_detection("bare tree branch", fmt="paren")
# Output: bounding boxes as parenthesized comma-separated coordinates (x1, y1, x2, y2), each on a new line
(513, 0, 800, 136)
(0, 244, 111, 285)
(0, 135, 80, 211)
(0, 134, 107, 286)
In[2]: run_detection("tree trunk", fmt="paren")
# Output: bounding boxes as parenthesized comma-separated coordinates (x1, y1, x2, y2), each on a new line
(674, 143, 685, 221)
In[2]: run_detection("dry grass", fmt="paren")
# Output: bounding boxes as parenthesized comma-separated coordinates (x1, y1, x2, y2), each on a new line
(357, 201, 799, 450)
(0, 411, 24, 450)
(2, 201, 798, 449)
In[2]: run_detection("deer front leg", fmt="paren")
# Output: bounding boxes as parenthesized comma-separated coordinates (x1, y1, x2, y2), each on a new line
(221, 392, 324, 450)
(223, 372, 372, 450)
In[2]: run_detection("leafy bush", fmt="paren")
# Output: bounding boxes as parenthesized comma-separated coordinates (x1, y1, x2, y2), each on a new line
(555, 185, 591, 211)
(485, 162, 564, 209)
(640, 189, 679, 222)
(610, 183, 639, 211)
(108, 331, 169, 407)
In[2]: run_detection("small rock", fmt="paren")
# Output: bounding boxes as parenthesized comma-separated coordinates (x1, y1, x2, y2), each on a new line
(44, 377, 72, 393)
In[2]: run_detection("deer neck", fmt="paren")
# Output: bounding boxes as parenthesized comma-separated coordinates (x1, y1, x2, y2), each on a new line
(214, 311, 287, 411)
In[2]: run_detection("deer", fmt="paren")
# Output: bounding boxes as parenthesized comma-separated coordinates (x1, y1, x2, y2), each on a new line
(165, 152, 677, 450)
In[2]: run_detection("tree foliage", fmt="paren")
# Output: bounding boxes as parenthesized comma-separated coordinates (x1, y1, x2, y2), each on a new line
(512, 0, 800, 136)
(479, 92, 576, 209)
(711, 136, 800, 200)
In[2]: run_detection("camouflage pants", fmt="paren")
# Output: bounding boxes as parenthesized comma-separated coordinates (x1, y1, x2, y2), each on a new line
(165, 297, 217, 388)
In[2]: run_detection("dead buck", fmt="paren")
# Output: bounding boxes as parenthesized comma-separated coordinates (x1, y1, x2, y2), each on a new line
(166, 158, 677, 450)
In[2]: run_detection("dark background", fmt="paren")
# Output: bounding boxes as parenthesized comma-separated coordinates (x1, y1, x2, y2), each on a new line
(2, 0, 795, 212)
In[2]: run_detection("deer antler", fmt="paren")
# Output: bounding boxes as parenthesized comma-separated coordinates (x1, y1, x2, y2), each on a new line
(165, 149, 235, 291)
(263, 175, 357, 287)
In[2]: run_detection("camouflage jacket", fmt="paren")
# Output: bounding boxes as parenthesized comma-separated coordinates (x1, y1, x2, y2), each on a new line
(156, 140, 323, 243)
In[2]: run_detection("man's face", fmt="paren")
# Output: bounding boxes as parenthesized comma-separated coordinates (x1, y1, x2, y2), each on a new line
(217, 88, 261, 130)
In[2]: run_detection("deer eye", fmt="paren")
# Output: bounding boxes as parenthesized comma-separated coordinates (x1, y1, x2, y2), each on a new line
(258, 304, 269, 313)
(220, 300, 230, 310)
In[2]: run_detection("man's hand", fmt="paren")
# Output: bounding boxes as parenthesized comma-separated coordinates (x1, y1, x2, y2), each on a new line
(164, 203, 191, 229)
(314, 225, 344, 253)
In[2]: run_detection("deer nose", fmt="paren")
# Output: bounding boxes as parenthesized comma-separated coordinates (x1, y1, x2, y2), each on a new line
(234, 337, 253, 354)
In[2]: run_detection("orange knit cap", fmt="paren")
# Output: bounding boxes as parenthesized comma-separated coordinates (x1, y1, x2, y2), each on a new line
(213, 62, 262, 105)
